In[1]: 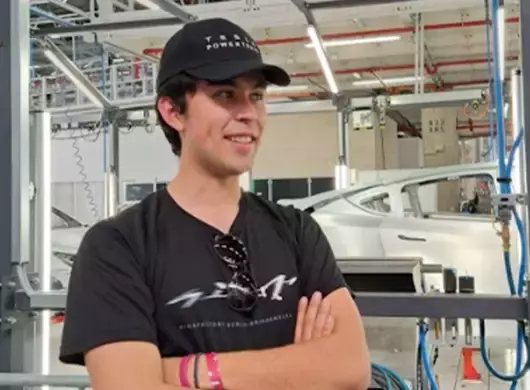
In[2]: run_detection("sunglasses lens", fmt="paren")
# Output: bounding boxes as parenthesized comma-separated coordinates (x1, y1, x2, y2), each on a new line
(227, 273, 258, 312)
(214, 234, 258, 313)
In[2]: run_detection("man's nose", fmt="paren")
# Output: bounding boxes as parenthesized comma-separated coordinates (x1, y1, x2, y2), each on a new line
(234, 98, 259, 122)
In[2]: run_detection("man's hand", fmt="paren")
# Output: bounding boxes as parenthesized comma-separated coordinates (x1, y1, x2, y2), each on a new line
(294, 291, 335, 343)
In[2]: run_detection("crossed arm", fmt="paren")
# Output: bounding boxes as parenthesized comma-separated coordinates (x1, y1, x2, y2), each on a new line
(86, 287, 371, 390)
(64, 210, 371, 390)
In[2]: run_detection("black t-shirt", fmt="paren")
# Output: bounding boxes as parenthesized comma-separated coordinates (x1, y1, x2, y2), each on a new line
(59, 189, 347, 365)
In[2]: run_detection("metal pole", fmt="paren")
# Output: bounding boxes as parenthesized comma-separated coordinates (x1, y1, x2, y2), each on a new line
(31, 112, 53, 390)
(0, 1, 32, 389)
(521, 0, 530, 282)
(419, 13, 425, 94)
(0, 374, 90, 388)
(414, 14, 420, 95)
(335, 96, 350, 189)
(104, 121, 120, 217)
(510, 68, 527, 226)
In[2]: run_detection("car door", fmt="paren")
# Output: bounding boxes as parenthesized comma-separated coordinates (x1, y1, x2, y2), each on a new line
(379, 172, 519, 296)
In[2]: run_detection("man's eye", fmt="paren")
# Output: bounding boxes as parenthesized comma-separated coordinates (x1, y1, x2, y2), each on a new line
(214, 90, 234, 99)
(250, 92, 265, 101)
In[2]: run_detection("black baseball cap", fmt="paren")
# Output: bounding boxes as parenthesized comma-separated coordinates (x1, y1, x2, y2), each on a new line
(156, 18, 291, 90)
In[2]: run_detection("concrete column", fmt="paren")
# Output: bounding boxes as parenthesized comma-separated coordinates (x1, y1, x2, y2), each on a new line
(421, 107, 460, 212)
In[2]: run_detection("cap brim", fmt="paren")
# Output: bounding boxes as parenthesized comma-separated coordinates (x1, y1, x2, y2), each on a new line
(186, 59, 291, 87)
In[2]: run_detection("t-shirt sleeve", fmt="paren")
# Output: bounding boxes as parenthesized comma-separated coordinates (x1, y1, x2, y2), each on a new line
(294, 209, 350, 298)
(59, 219, 157, 366)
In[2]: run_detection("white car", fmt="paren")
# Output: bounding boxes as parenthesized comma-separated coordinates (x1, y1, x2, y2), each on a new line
(279, 161, 522, 297)
(51, 207, 89, 289)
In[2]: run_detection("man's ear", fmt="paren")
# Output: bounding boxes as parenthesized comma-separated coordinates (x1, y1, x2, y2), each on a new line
(157, 96, 185, 133)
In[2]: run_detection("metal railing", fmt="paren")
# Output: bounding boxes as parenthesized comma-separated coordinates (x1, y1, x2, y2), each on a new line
(30, 59, 158, 110)
(0, 373, 90, 389)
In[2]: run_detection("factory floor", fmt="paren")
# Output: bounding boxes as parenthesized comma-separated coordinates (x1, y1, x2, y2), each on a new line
(371, 342, 527, 390)
(366, 318, 526, 390)
(47, 322, 526, 390)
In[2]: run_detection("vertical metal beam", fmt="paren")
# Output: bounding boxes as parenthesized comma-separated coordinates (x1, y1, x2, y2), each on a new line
(31, 112, 53, 387)
(521, 0, 530, 274)
(0, 0, 32, 388)
(104, 122, 120, 218)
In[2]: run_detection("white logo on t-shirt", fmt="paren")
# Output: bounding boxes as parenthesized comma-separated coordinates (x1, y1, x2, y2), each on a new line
(166, 274, 298, 309)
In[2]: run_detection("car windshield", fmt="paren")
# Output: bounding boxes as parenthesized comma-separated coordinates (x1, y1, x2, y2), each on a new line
(52, 207, 84, 229)
(305, 184, 380, 213)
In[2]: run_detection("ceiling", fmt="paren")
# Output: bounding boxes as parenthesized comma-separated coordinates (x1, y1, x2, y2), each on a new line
(29, 0, 522, 137)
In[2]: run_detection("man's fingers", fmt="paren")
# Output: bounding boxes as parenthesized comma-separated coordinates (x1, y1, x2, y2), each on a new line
(312, 297, 332, 339)
(294, 296, 308, 343)
(302, 292, 322, 341)
(323, 313, 335, 336)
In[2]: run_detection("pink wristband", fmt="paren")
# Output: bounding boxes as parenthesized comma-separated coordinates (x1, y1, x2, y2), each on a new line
(179, 355, 193, 388)
(205, 352, 224, 390)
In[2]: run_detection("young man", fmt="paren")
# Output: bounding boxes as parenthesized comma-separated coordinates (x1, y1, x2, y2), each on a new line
(59, 17, 371, 390)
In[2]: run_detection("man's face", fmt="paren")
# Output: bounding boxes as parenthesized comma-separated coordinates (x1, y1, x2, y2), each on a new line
(164, 73, 267, 178)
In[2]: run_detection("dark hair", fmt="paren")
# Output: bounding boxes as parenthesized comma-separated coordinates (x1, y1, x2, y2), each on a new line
(155, 73, 198, 156)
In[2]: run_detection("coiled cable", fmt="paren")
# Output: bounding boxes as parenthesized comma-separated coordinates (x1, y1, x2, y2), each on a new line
(71, 136, 99, 219)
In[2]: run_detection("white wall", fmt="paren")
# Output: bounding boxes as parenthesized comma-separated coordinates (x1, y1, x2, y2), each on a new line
(52, 128, 178, 183)
(51, 115, 424, 221)
(52, 128, 178, 223)
(349, 117, 399, 170)
(397, 138, 424, 168)
(253, 112, 339, 179)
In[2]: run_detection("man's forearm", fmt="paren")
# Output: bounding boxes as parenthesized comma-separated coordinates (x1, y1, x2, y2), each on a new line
(219, 333, 369, 390)
(163, 333, 370, 390)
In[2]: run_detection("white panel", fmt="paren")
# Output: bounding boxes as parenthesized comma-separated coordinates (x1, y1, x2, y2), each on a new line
(349, 130, 381, 170)
(382, 117, 399, 169)
(119, 128, 179, 182)
(52, 127, 179, 183)
(52, 135, 104, 183)
(397, 138, 423, 169)
(253, 112, 339, 179)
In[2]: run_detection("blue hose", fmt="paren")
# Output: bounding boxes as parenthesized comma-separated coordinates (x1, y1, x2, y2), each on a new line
(418, 323, 438, 390)
(505, 132, 527, 389)
(372, 362, 410, 390)
(479, 0, 528, 385)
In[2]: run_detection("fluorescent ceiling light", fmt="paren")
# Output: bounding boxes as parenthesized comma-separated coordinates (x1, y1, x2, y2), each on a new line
(353, 76, 423, 87)
(43, 48, 104, 108)
(306, 35, 401, 48)
(307, 25, 339, 94)
(136, 0, 160, 10)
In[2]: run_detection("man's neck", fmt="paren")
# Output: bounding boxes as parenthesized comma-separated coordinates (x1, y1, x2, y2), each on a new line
(168, 162, 242, 210)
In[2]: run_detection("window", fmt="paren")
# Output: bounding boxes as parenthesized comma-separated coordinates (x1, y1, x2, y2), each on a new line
(402, 174, 495, 217)
(360, 193, 392, 213)
(51, 207, 84, 229)
(125, 183, 155, 202)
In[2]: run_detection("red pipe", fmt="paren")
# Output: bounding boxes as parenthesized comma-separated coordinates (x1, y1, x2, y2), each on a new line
(142, 16, 519, 56)
(133, 57, 140, 80)
(290, 55, 518, 79)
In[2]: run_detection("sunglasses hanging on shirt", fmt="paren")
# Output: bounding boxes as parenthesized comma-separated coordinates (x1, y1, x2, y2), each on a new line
(213, 234, 259, 313)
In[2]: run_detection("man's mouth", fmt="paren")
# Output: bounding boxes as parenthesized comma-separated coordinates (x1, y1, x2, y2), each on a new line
(224, 135, 255, 144)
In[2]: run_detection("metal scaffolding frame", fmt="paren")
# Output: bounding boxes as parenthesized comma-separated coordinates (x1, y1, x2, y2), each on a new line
(1, 0, 530, 388)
